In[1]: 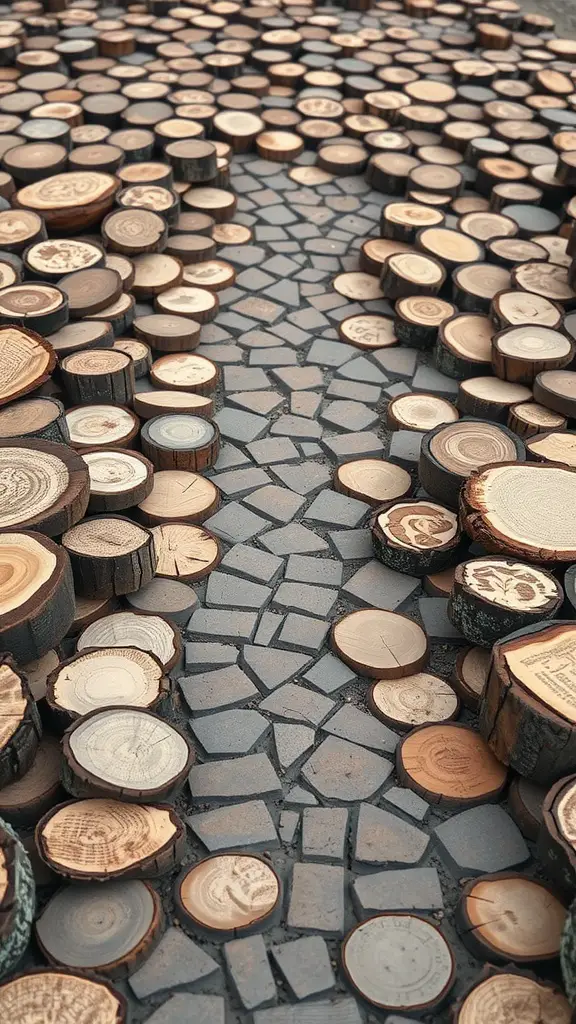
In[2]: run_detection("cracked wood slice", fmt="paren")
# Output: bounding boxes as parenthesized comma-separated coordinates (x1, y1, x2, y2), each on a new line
(0, 439, 90, 535)
(141, 414, 220, 472)
(133, 312, 201, 353)
(451, 646, 491, 711)
(175, 854, 282, 939)
(0, 282, 68, 335)
(453, 971, 571, 1024)
(82, 449, 154, 514)
(61, 707, 193, 803)
(62, 515, 156, 599)
(456, 874, 566, 964)
(15, 171, 119, 231)
(0, 397, 69, 445)
(419, 420, 523, 509)
(76, 610, 180, 672)
(342, 914, 455, 1014)
(492, 327, 574, 385)
(452, 263, 512, 315)
(331, 609, 428, 680)
(61, 350, 134, 406)
(533, 371, 576, 420)
(381, 251, 446, 300)
(371, 499, 463, 577)
(0, 819, 35, 979)
(457, 377, 532, 422)
(46, 647, 168, 726)
(449, 556, 563, 647)
(59, 268, 122, 318)
(508, 403, 567, 438)
(113, 338, 152, 379)
(47, 320, 115, 357)
(133, 390, 213, 420)
(338, 313, 398, 350)
(334, 458, 412, 507)
(35, 880, 162, 980)
(393, 296, 455, 350)
(387, 393, 459, 433)
(461, 462, 576, 563)
(137, 469, 219, 526)
(36, 798, 185, 881)
(101, 208, 167, 256)
(0, 734, 62, 827)
(0, 655, 41, 789)
(0, 325, 55, 406)
(150, 353, 218, 395)
(479, 621, 576, 784)
(369, 672, 459, 732)
(65, 405, 140, 450)
(435, 313, 493, 380)
(398, 722, 507, 807)
(151, 522, 220, 581)
(508, 776, 546, 842)
(539, 775, 576, 893)
(492, 290, 563, 331)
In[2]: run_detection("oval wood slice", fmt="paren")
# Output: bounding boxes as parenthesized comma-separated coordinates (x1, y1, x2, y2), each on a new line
(59, 267, 122, 318)
(533, 371, 576, 420)
(381, 251, 446, 299)
(46, 647, 168, 725)
(371, 497, 463, 578)
(133, 312, 201, 353)
(526, 431, 576, 467)
(387, 393, 458, 433)
(175, 854, 281, 938)
(334, 459, 412, 507)
(338, 314, 398, 350)
(61, 707, 193, 802)
(141, 414, 219, 472)
(0, 969, 128, 1024)
(342, 914, 455, 1014)
(0, 734, 62, 828)
(36, 798, 185, 881)
(0, 325, 56, 407)
(77, 611, 180, 672)
(82, 449, 154, 513)
(492, 290, 563, 331)
(508, 403, 567, 439)
(397, 722, 507, 807)
(151, 522, 220, 581)
(35, 880, 163, 979)
(457, 874, 566, 964)
(137, 469, 219, 526)
(332, 609, 428, 679)
(451, 646, 491, 710)
(453, 971, 571, 1024)
(508, 776, 546, 842)
(492, 327, 574, 385)
(419, 420, 523, 509)
(436, 313, 493, 380)
(0, 654, 41, 789)
(458, 377, 532, 422)
(102, 208, 167, 256)
(62, 515, 156, 599)
(369, 672, 459, 732)
(66, 405, 140, 450)
(16, 171, 118, 230)
(0, 820, 35, 978)
(133, 391, 213, 420)
(0, 397, 69, 446)
(150, 353, 218, 394)
(47, 321, 115, 357)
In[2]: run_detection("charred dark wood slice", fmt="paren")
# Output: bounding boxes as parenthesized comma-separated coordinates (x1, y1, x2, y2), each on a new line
(0, 819, 36, 979)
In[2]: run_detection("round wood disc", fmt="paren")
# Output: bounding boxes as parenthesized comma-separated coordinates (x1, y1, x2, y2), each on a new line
(369, 673, 459, 731)
(175, 854, 281, 936)
(508, 402, 567, 438)
(0, 325, 56, 406)
(59, 268, 121, 318)
(16, 171, 118, 230)
(0, 439, 89, 535)
(131, 254, 183, 298)
(457, 874, 566, 964)
(82, 450, 153, 514)
(35, 880, 163, 979)
(342, 914, 455, 1013)
(124, 578, 198, 627)
(508, 776, 546, 841)
(0, 733, 61, 827)
(338, 314, 397, 349)
(102, 208, 166, 256)
(36, 798, 184, 881)
(133, 313, 201, 354)
(527, 431, 576, 467)
(133, 391, 213, 420)
(437, 313, 493, 377)
(154, 285, 218, 323)
(25, 238, 104, 279)
(398, 722, 507, 806)
(332, 271, 384, 302)
(332, 609, 428, 679)
(66, 405, 139, 449)
(182, 260, 235, 292)
(451, 646, 491, 710)
(493, 327, 573, 385)
(513, 262, 575, 306)
(458, 377, 532, 421)
(493, 290, 563, 330)
(334, 458, 412, 507)
(47, 647, 168, 721)
(151, 522, 220, 581)
(533, 371, 576, 420)
(137, 470, 219, 526)
(47, 321, 114, 357)
(0, 970, 128, 1024)
(181, 186, 236, 222)
(455, 972, 570, 1024)
(150, 353, 218, 394)
(62, 516, 155, 600)
(387, 393, 459, 432)
(77, 611, 180, 672)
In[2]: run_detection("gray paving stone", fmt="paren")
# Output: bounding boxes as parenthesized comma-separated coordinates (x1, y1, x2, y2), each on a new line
(326, 379, 381, 404)
(328, 528, 373, 561)
(320, 400, 378, 432)
(304, 490, 369, 527)
(203, 502, 269, 544)
(214, 407, 269, 444)
(213, 443, 251, 471)
(189, 752, 282, 803)
(322, 431, 384, 462)
(277, 613, 330, 652)
(185, 643, 238, 670)
(299, 443, 322, 457)
(285, 555, 343, 587)
(179, 664, 258, 715)
(279, 810, 300, 844)
(220, 543, 283, 585)
(373, 347, 417, 377)
(272, 366, 324, 391)
(419, 597, 467, 641)
(272, 462, 332, 496)
(187, 799, 278, 853)
(285, 784, 318, 807)
(260, 683, 334, 726)
(223, 366, 272, 392)
(233, 296, 284, 323)
(412, 364, 459, 396)
(306, 338, 353, 367)
(236, 268, 276, 290)
(383, 787, 430, 822)
(254, 611, 284, 646)
(244, 484, 306, 523)
(304, 653, 356, 695)
(265, 280, 300, 306)
(190, 709, 269, 757)
(323, 704, 398, 754)
(197, 344, 243, 364)
(243, 646, 312, 692)
(143, 995, 225, 1024)
(271, 936, 335, 1003)
(270, 414, 323, 440)
(302, 736, 393, 803)
(218, 244, 267, 267)
(187, 608, 258, 643)
(239, 329, 283, 350)
(352, 867, 444, 917)
(434, 804, 530, 877)
(343, 559, 420, 610)
(389, 430, 425, 468)
(224, 936, 276, 1011)
(291, 391, 322, 418)
(265, 254, 301, 276)
(260, 524, 328, 556)
(354, 803, 430, 870)
(337, 356, 388, 383)
(302, 807, 349, 863)
(274, 581, 338, 618)
(254, 999, 362, 1024)
(247, 437, 300, 465)
(274, 723, 315, 771)
(217, 312, 259, 334)
(384, 381, 412, 399)
(270, 323, 311, 349)
(129, 928, 220, 998)
(205, 571, 272, 611)
(288, 863, 345, 936)
(229, 394, 284, 417)
(250, 347, 298, 367)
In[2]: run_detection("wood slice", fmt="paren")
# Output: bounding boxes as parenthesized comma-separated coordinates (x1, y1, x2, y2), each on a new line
(137, 469, 219, 526)
(449, 556, 563, 647)
(0, 439, 89, 535)
(0, 210, 46, 255)
(133, 390, 213, 420)
(533, 371, 576, 420)
(424, 566, 456, 598)
(102, 208, 167, 256)
(452, 263, 512, 314)
(397, 722, 507, 807)
(369, 672, 459, 732)
(539, 775, 576, 892)
(35, 880, 162, 979)
(451, 646, 491, 711)
(394, 296, 455, 350)
(23, 649, 60, 704)
(141, 414, 219, 472)
(181, 260, 235, 293)
(0, 820, 35, 979)
(513, 262, 576, 308)
(0, 282, 68, 335)
(150, 353, 218, 394)
(0, 655, 41, 789)
(387, 393, 459, 433)
(0, 324, 55, 406)
(47, 321, 115, 357)
(419, 420, 523, 509)
(458, 377, 532, 422)
(381, 200, 445, 243)
(458, 210, 519, 243)
(82, 449, 153, 514)
(76, 610, 180, 673)
(453, 970, 571, 1024)
(333, 272, 384, 303)
(62, 515, 156, 599)
(16, 171, 118, 231)
(154, 284, 218, 323)
(0, 396, 69, 445)
(36, 798, 185, 881)
(133, 312, 201, 353)
(24, 238, 105, 280)
(527, 431, 576, 466)
(181, 186, 236, 223)
(338, 313, 398, 350)
(113, 338, 152, 379)
(342, 914, 454, 1014)
(131, 255, 183, 300)
(331, 609, 428, 679)
(508, 775, 546, 841)
(508, 403, 567, 438)
(175, 854, 281, 938)
(151, 522, 220, 582)
(66, 405, 140, 450)
(381, 251, 446, 299)
(59, 267, 122, 318)
(457, 874, 566, 964)
(492, 290, 563, 330)
(334, 458, 412, 507)
(46, 647, 168, 725)
(416, 226, 483, 275)
(487, 238, 548, 269)
(461, 462, 576, 563)
(0, 734, 62, 827)
(61, 707, 193, 803)
(370, 480, 462, 572)
(61, 350, 134, 406)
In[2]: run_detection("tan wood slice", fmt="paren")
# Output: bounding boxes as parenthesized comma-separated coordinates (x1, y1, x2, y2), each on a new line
(102, 208, 167, 256)
(381, 251, 446, 299)
(77, 610, 181, 672)
(182, 186, 237, 222)
(458, 377, 532, 421)
(394, 296, 455, 350)
(62, 515, 156, 599)
(539, 774, 576, 891)
(419, 420, 523, 508)
(452, 263, 512, 313)
(397, 722, 507, 807)
(0, 439, 90, 536)
(0, 970, 128, 1024)
(182, 260, 236, 292)
(508, 403, 567, 438)
(526, 431, 576, 466)
(492, 290, 563, 330)
(369, 672, 459, 732)
(338, 314, 398, 350)
(387, 393, 458, 432)
(371, 499, 462, 577)
(435, 313, 493, 379)
(140, 414, 219, 472)
(24, 238, 104, 279)
(133, 390, 213, 420)
(360, 237, 414, 277)
(0, 325, 56, 407)
(533, 370, 576, 420)
(82, 449, 153, 514)
(59, 267, 122, 318)
(15, 171, 118, 230)
(334, 459, 412, 507)
(0, 396, 69, 446)
(0, 654, 41, 790)
(451, 646, 491, 710)
(150, 353, 219, 394)
(113, 339, 152, 379)
(513, 261, 576, 306)
(22, 649, 60, 703)
(380, 201, 445, 244)
(453, 972, 570, 1024)
(151, 522, 220, 581)
(46, 646, 168, 725)
(332, 609, 428, 679)
(492, 326, 574, 385)
(332, 271, 384, 302)
(46, 320, 114, 357)
(133, 312, 201, 353)
(175, 854, 281, 937)
(131, 254, 183, 299)
(154, 284, 218, 322)
(65, 405, 140, 450)
(61, 349, 134, 407)
(137, 469, 219, 526)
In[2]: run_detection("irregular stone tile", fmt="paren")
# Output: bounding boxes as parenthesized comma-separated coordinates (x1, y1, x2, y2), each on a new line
(306, 338, 353, 367)
(265, 254, 301, 276)
(353, 803, 430, 870)
(279, 810, 300, 844)
(304, 653, 356, 695)
(203, 502, 269, 544)
(322, 431, 384, 462)
(254, 611, 284, 646)
(224, 935, 276, 1011)
(304, 490, 369, 528)
(185, 643, 238, 670)
(233, 296, 284, 323)
(248, 437, 300, 465)
(274, 581, 338, 618)
(288, 307, 330, 331)
(179, 664, 258, 715)
(389, 430, 425, 468)
(220, 543, 283, 585)
(209, 467, 271, 498)
(236, 268, 276, 290)
(271, 937, 335, 1001)
(265, 280, 300, 306)
(129, 928, 220, 998)
(260, 524, 329, 556)
(187, 608, 258, 643)
(285, 784, 318, 807)
(343, 560, 419, 610)
(285, 554, 342, 587)
(337, 356, 388, 383)
(244, 484, 306, 523)
(243, 646, 312, 692)
(218, 244, 267, 267)
(328, 528, 373, 561)
(239, 329, 283, 350)
(382, 787, 430, 822)
(434, 805, 530, 877)
(277, 613, 330, 652)
(352, 867, 444, 917)
(187, 800, 278, 853)
(272, 366, 324, 391)
(254, 999, 362, 1024)
(326, 379, 381, 404)
(223, 366, 272, 391)
(302, 807, 349, 863)
(322, 704, 398, 754)
(320, 400, 378, 432)
(190, 709, 269, 757)
(250, 348, 298, 367)
(302, 737, 393, 803)
(260, 683, 334, 726)
(270, 414, 323, 440)
(189, 753, 282, 803)
(385, 381, 412, 399)
(143, 995, 225, 1024)
(229, 391, 284, 415)
(205, 571, 272, 611)
(372, 346, 417, 377)
(299, 443, 322, 456)
(270, 323, 311, 349)
(412, 364, 459, 396)
(213, 443, 250, 471)
(271, 462, 332, 496)
(196, 344, 243, 363)
(274, 723, 315, 771)
(214, 407, 269, 444)
(288, 863, 345, 936)
(419, 597, 467, 641)
(291, 391, 322, 418)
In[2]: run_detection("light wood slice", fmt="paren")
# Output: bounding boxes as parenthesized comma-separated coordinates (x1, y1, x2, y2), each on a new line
(141, 414, 219, 472)
(0, 734, 62, 827)
(62, 515, 156, 599)
(137, 469, 219, 526)
(61, 707, 193, 802)
(508, 776, 546, 841)
(133, 312, 201, 353)
(133, 391, 213, 420)
(451, 646, 491, 710)
(398, 722, 507, 807)
(452, 263, 512, 314)
(0, 439, 90, 535)
(461, 462, 576, 563)
(0, 655, 41, 789)
(125, 578, 198, 627)
(393, 296, 455, 350)
(22, 649, 60, 703)
(0, 325, 56, 407)
(150, 353, 218, 394)
(435, 313, 493, 380)
(369, 672, 459, 732)
(61, 349, 134, 407)
(508, 404, 567, 439)
(381, 251, 446, 300)
(47, 321, 115, 357)
(458, 377, 532, 422)
(36, 798, 185, 880)
(35, 880, 163, 979)
(487, 237, 549, 270)
(0, 397, 69, 445)
(66, 405, 140, 450)
(453, 970, 571, 1024)
(0, 283, 66, 336)
(492, 290, 563, 330)
(417, 226, 483, 273)
(381, 201, 445, 244)
(333, 272, 384, 303)
(77, 611, 180, 672)
(540, 774, 576, 893)
(424, 566, 456, 598)
(419, 420, 523, 509)
(24, 238, 104, 280)
(513, 262, 575, 307)
(338, 314, 398, 350)
(182, 260, 235, 293)
(175, 854, 281, 938)
(371, 499, 462, 577)
(526, 431, 576, 467)
(492, 327, 574, 385)
(15, 171, 118, 230)
(457, 874, 566, 964)
(46, 647, 168, 725)
(151, 522, 220, 581)
(387, 393, 458, 432)
(82, 449, 154, 513)
(360, 238, 414, 278)
(101, 208, 167, 256)
(533, 371, 576, 420)
(0, 820, 35, 980)
(332, 609, 428, 679)
(334, 459, 412, 507)
(131, 254, 183, 300)
(59, 267, 122, 318)
(342, 914, 455, 1014)
(181, 186, 236, 222)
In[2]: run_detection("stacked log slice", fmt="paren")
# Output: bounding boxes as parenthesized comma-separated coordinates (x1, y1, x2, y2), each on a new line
(76, 611, 180, 672)
(133, 312, 201, 353)
(0, 440, 89, 536)
(381, 251, 446, 299)
(492, 327, 574, 385)
(508, 776, 546, 842)
(175, 854, 282, 939)
(133, 391, 213, 420)
(457, 377, 532, 422)
(66, 405, 140, 450)
(461, 463, 576, 563)
(448, 556, 563, 648)
(533, 371, 576, 420)
(451, 647, 491, 711)
(137, 470, 219, 526)
(457, 875, 566, 963)
(61, 707, 193, 803)
(332, 609, 428, 679)
(35, 880, 162, 979)
(435, 313, 493, 379)
(16, 171, 119, 230)
(0, 325, 56, 406)
(0, 818, 35, 979)
(46, 648, 168, 726)
(539, 775, 576, 892)
(36, 799, 185, 881)
(419, 420, 523, 509)
(334, 459, 412, 507)
(0, 735, 62, 828)
(82, 449, 154, 514)
(371, 499, 462, 577)
(479, 622, 576, 784)
(369, 673, 459, 732)
(492, 290, 563, 331)
(453, 970, 571, 1024)
(0, 654, 41, 790)
(527, 432, 576, 466)
(0, 969, 127, 1022)
(61, 350, 134, 407)
(0, 397, 69, 445)
(151, 523, 221, 582)
(397, 722, 507, 807)
(386, 393, 458, 432)
(508, 403, 567, 439)
(140, 414, 220, 472)
(150, 353, 218, 394)
(62, 516, 156, 599)
(393, 296, 455, 350)
(0, 532, 74, 662)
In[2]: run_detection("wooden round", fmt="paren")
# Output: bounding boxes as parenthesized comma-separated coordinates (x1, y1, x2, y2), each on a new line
(381, 250, 446, 299)
(387, 393, 458, 432)
(533, 370, 576, 420)
(332, 609, 428, 679)
(334, 459, 411, 507)
(397, 723, 507, 807)
(131, 254, 183, 298)
(436, 313, 493, 379)
(508, 403, 567, 438)
(527, 431, 576, 466)
(61, 350, 134, 407)
(125, 578, 198, 627)
(141, 415, 219, 472)
(508, 776, 546, 842)
(394, 296, 455, 349)
(22, 649, 60, 703)
(137, 470, 219, 526)
(492, 327, 573, 385)
(0, 325, 55, 406)
(0, 970, 128, 1024)
(451, 646, 491, 710)
(369, 673, 459, 732)
(59, 267, 122, 318)
(25, 238, 104, 279)
(151, 523, 220, 581)
(371, 499, 462, 578)
(419, 420, 522, 509)
(332, 271, 384, 302)
(62, 516, 156, 599)
(47, 321, 114, 357)
(493, 290, 563, 330)
(150, 354, 218, 394)
(458, 377, 532, 422)
(133, 391, 213, 420)
(338, 314, 397, 350)
(0, 733, 61, 827)
(16, 171, 118, 230)
(82, 450, 153, 514)
(77, 611, 180, 672)
(453, 972, 571, 1024)
(175, 854, 281, 937)
(66, 405, 139, 450)
(46, 647, 168, 721)
(133, 313, 201, 354)
(0, 439, 89, 535)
